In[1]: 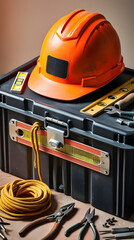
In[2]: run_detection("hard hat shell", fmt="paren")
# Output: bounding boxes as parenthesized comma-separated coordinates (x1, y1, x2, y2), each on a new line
(28, 9, 125, 100)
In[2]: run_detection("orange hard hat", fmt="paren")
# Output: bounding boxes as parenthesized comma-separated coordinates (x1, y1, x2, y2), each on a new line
(28, 9, 125, 100)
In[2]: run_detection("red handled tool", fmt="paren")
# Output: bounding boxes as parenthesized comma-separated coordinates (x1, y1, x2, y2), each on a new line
(19, 203, 75, 240)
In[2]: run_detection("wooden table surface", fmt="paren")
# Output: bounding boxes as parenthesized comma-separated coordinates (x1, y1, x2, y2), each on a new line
(0, 170, 134, 240)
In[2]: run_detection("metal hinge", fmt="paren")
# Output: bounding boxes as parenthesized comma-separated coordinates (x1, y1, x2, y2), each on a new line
(9, 119, 19, 141)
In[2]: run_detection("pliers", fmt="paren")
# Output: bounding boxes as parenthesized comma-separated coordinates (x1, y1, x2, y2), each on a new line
(19, 203, 75, 240)
(104, 106, 134, 120)
(65, 208, 97, 240)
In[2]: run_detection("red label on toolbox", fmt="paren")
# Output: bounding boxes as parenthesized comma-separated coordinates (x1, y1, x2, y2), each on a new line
(9, 119, 110, 175)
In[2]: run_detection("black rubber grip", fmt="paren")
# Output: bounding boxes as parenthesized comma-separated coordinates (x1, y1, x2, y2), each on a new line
(112, 227, 133, 234)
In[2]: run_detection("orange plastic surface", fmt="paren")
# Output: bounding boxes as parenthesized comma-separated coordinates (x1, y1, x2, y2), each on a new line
(28, 9, 124, 100)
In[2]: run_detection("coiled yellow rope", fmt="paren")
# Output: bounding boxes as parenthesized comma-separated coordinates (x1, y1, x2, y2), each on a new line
(0, 122, 51, 220)
(0, 179, 51, 220)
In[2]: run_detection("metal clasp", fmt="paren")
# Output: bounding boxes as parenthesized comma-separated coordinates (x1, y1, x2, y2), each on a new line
(44, 117, 69, 149)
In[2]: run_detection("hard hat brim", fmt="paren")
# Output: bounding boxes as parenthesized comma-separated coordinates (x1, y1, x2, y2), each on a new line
(28, 66, 98, 101)
(28, 62, 124, 101)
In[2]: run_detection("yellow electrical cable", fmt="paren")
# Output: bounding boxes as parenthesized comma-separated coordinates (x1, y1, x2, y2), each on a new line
(0, 122, 52, 220)
(31, 122, 43, 182)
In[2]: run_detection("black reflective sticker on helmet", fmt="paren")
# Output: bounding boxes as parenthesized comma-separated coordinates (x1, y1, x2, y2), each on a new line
(46, 55, 68, 79)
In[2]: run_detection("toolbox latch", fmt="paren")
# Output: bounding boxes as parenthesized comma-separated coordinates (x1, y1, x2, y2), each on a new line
(47, 126, 64, 149)
(44, 117, 69, 149)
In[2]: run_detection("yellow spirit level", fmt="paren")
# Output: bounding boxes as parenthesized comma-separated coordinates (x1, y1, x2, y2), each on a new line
(81, 78, 134, 116)
(10, 72, 29, 94)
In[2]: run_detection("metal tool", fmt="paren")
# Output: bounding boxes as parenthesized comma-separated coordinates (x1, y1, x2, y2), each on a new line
(114, 92, 134, 110)
(100, 227, 134, 235)
(0, 219, 10, 240)
(19, 203, 75, 240)
(0, 219, 5, 233)
(0, 220, 10, 232)
(0, 223, 10, 226)
(65, 208, 97, 240)
(116, 118, 134, 127)
(81, 78, 134, 116)
(103, 231, 134, 239)
(0, 232, 8, 240)
(104, 106, 134, 120)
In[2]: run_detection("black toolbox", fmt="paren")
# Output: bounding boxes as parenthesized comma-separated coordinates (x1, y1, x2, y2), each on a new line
(0, 57, 134, 219)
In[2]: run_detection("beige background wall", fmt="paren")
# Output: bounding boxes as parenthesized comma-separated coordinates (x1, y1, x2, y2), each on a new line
(0, 0, 134, 75)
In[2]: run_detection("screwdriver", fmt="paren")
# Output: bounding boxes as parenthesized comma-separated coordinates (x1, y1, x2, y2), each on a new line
(100, 227, 134, 235)
(103, 231, 134, 239)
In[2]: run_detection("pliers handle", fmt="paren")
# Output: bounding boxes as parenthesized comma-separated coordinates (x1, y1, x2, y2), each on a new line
(65, 221, 96, 240)
(65, 208, 97, 240)
(79, 221, 96, 240)
(19, 203, 75, 240)
(65, 220, 84, 238)
(19, 216, 60, 240)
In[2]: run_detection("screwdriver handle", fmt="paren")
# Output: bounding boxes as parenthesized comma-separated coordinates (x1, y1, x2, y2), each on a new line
(114, 231, 134, 239)
(115, 92, 134, 110)
(111, 227, 133, 234)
